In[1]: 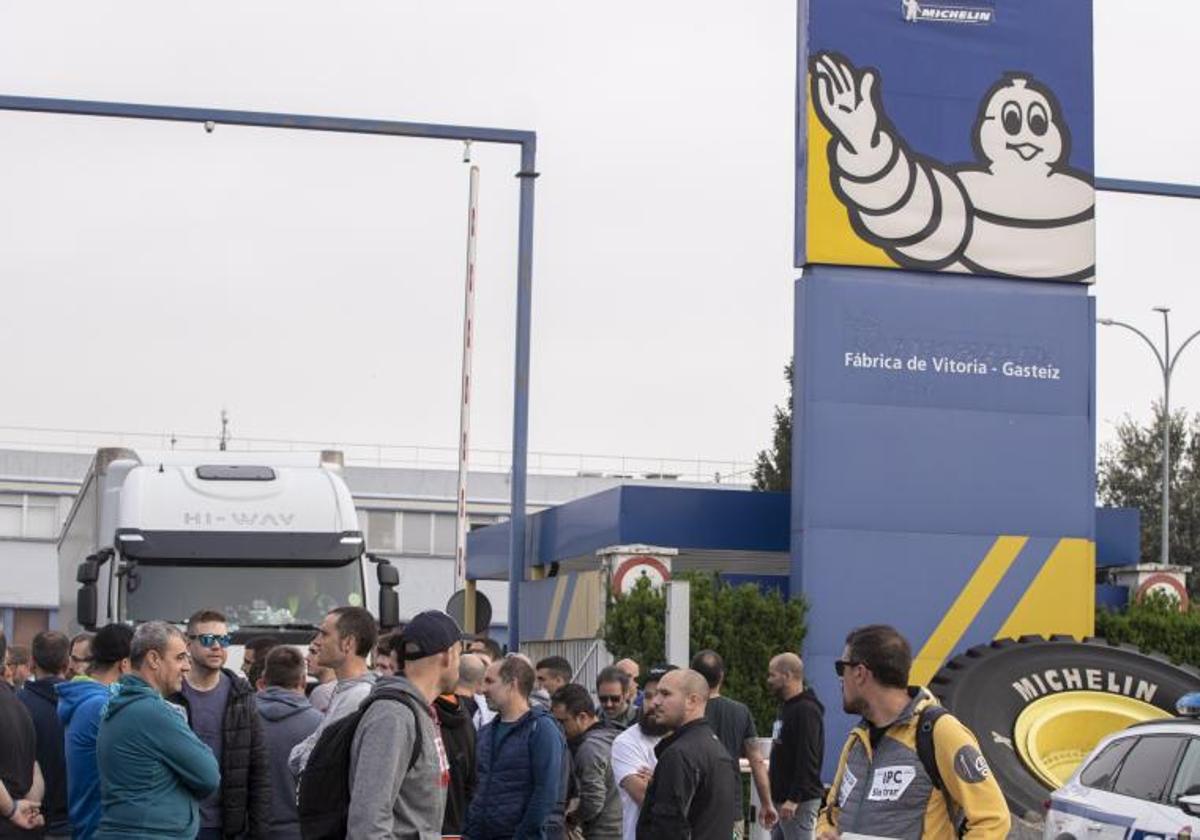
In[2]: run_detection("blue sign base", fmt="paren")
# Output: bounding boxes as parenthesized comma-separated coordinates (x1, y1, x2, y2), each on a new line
(791, 265, 1096, 777)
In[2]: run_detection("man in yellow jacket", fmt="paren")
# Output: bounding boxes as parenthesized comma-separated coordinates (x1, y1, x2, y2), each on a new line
(817, 625, 1010, 840)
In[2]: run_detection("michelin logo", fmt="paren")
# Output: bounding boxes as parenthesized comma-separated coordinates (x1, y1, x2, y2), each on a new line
(810, 52, 1094, 281)
(903, 0, 994, 24)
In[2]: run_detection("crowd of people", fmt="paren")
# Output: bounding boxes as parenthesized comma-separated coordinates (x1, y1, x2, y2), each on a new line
(0, 608, 1009, 840)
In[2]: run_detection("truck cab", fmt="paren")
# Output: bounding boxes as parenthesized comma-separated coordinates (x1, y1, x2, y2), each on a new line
(59, 448, 399, 644)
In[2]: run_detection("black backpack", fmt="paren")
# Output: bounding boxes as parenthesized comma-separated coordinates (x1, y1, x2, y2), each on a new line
(915, 705, 965, 836)
(298, 686, 426, 840)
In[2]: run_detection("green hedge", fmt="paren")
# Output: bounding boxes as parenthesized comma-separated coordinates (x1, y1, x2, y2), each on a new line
(603, 572, 808, 735)
(1095, 593, 1200, 666)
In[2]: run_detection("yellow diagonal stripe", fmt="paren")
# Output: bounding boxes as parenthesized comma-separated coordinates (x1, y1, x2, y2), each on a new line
(998, 538, 1094, 640)
(911, 536, 1028, 686)
(544, 575, 569, 640)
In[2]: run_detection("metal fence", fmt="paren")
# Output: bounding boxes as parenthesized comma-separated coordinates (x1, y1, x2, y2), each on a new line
(522, 637, 613, 693)
(0, 424, 755, 486)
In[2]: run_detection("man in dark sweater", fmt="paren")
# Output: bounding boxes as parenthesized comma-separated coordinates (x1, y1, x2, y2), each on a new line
(434, 689, 477, 835)
(766, 654, 824, 840)
(18, 631, 71, 838)
(636, 669, 738, 840)
(256, 647, 321, 840)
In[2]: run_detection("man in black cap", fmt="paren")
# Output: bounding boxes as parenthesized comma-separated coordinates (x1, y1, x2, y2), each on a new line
(347, 610, 463, 839)
(57, 623, 134, 840)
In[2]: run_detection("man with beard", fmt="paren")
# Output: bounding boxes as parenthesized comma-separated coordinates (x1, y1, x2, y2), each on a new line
(551, 683, 621, 840)
(765, 653, 824, 840)
(817, 625, 1008, 840)
(609, 666, 674, 840)
(635, 669, 738, 840)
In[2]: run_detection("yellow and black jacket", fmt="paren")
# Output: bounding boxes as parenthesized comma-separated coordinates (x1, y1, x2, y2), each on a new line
(817, 688, 1009, 840)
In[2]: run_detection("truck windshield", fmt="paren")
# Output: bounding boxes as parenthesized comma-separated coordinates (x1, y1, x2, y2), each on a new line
(124, 560, 363, 629)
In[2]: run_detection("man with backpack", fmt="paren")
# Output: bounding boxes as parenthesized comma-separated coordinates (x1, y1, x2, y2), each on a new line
(347, 610, 463, 838)
(288, 607, 378, 779)
(817, 625, 1009, 840)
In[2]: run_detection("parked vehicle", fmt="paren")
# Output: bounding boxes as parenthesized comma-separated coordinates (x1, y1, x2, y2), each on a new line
(1043, 694, 1200, 840)
(58, 448, 399, 652)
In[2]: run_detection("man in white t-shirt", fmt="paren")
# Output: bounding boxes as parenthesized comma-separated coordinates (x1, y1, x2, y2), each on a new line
(610, 665, 675, 840)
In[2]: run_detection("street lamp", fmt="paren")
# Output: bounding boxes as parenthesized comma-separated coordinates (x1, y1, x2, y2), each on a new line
(1098, 309, 1200, 565)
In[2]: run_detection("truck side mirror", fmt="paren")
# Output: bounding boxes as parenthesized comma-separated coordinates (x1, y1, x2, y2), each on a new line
(375, 560, 400, 629)
(76, 557, 100, 629)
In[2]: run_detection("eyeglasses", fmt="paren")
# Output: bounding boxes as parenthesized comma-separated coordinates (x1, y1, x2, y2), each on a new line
(834, 659, 863, 677)
(598, 694, 623, 705)
(189, 633, 232, 649)
(70, 655, 93, 665)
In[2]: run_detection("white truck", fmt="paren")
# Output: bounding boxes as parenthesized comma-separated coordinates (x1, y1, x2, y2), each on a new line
(58, 448, 399, 648)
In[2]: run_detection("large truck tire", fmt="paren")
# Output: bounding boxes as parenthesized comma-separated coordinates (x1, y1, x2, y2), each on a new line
(929, 635, 1200, 820)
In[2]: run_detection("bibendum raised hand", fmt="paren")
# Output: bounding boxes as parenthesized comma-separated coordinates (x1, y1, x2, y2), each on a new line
(808, 51, 1094, 282)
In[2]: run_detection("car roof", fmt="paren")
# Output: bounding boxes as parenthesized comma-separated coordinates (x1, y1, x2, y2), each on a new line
(1124, 718, 1200, 733)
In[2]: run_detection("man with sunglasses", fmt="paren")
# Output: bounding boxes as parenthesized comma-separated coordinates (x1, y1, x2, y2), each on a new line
(596, 667, 638, 731)
(174, 609, 270, 840)
(818, 625, 1009, 840)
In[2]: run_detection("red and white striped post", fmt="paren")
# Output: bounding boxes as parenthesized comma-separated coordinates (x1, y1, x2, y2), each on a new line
(455, 163, 480, 625)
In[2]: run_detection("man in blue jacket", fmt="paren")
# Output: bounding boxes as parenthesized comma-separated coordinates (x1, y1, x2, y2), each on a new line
(96, 621, 220, 840)
(465, 655, 566, 840)
(56, 623, 133, 840)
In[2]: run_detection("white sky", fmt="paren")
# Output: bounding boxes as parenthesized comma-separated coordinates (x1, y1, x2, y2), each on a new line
(0, 2, 1196, 474)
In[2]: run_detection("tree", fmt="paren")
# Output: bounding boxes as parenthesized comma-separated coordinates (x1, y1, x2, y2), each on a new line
(1097, 403, 1200, 577)
(1096, 593, 1200, 665)
(753, 359, 793, 491)
(603, 572, 808, 734)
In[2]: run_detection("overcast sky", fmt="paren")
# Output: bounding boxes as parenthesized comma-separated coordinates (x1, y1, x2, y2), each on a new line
(0, 2, 1196, 478)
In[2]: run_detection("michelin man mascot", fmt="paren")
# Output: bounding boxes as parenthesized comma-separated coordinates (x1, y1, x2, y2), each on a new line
(810, 52, 1094, 281)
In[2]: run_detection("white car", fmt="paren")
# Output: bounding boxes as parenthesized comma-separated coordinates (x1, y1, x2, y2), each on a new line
(1045, 713, 1200, 840)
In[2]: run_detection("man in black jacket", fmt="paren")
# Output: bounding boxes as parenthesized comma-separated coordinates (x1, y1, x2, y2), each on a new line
(17, 631, 71, 838)
(766, 653, 824, 840)
(434, 688, 477, 834)
(636, 669, 738, 840)
(174, 609, 270, 839)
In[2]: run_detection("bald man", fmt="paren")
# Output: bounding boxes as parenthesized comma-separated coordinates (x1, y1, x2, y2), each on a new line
(454, 653, 495, 730)
(615, 658, 642, 708)
(766, 654, 825, 840)
(635, 669, 739, 840)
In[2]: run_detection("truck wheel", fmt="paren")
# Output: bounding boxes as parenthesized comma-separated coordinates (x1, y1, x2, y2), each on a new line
(929, 635, 1200, 820)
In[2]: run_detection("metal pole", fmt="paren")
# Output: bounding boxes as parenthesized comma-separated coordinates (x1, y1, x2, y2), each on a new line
(1096, 313, 1200, 567)
(1155, 308, 1171, 565)
(508, 139, 538, 651)
(454, 164, 480, 595)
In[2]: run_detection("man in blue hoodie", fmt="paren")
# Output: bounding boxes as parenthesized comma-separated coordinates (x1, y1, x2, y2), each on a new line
(56, 623, 133, 840)
(96, 621, 220, 840)
(254, 646, 320, 840)
(18, 631, 71, 838)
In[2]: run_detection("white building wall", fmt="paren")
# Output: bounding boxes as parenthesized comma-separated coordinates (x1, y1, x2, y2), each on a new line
(0, 540, 58, 607)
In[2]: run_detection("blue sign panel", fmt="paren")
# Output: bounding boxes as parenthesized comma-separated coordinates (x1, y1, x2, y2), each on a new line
(796, 0, 1094, 281)
(792, 265, 1096, 776)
